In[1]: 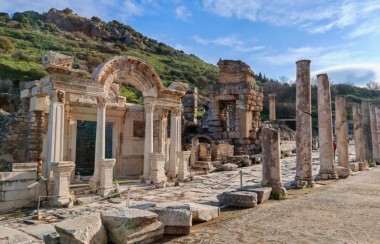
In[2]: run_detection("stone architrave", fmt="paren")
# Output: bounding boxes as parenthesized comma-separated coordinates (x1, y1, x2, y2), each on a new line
(361, 101, 374, 165)
(46, 90, 65, 180)
(262, 126, 287, 197)
(168, 107, 181, 178)
(370, 104, 380, 162)
(335, 96, 349, 169)
(177, 151, 191, 181)
(268, 94, 276, 121)
(98, 159, 115, 197)
(90, 97, 107, 190)
(50, 161, 75, 207)
(352, 105, 366, 164)
(293, 60, 315, 188)
(317, 74, 338, 179)
(150, 153, 167, 188)
(143, 103, 155, 180)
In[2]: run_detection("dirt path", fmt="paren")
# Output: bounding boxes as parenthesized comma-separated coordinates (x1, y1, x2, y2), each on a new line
(165, 167, 380, 244)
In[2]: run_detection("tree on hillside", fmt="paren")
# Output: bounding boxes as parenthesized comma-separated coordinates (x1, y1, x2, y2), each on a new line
(366, 81, 380, 90)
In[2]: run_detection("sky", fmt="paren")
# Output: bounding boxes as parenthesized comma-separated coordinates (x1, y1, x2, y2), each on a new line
(2, 0, 380, 86)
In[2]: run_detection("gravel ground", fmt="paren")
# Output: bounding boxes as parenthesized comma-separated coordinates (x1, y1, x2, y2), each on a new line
(166, 167, 380, 244)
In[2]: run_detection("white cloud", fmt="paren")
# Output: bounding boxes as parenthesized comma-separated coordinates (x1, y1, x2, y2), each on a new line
(122, 0, 145, 17)
(202, 0, 380, 38)
(175, 5, 191, 21)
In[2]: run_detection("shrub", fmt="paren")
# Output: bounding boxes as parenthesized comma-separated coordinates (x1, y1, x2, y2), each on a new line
(0, 37, 15, 53)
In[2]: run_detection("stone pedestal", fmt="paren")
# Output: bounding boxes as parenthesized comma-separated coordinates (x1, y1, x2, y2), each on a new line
(177, 151, 191, 181)
(50, 161, 75, 207)
(335, 96, 349, 169)
(98, 159, 115, 197)
(362, 102, 374, 166)
(262, 127, 287, 198)
(269, 94, 276, 121)
(150, 153, 167, 188)
(352, 105, 368, 170)
(293, 60, 315, 188)
(317, 74, 337, 179)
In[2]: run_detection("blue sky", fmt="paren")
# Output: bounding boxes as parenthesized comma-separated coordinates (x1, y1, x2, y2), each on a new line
(2, 0, 380, 86)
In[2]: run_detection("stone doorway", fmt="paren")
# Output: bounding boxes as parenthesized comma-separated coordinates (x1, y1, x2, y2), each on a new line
(75, 121, 113, 177)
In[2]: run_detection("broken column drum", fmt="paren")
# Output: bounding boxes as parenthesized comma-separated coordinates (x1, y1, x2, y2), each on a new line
(361, 101, 374, 165)
(262, 126, 287, 197)
(317, 74, 337, 179)
(294, 60, 315, 187)
(335, 95, 349, 168)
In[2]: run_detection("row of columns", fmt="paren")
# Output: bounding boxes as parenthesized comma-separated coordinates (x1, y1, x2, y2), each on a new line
(263, 59, 375, 192)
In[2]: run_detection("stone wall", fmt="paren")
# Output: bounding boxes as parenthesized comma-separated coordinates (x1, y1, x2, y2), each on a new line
(211, 143, 234, 161)
(182, 87, 198, 123)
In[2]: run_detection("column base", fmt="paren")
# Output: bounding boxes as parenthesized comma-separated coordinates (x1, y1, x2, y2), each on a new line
(167, 171, 177, 179)
(318, 172, 338, 180)
(271, 186, 287, 200)
(89, 178, 100, 191)
(358, 162, 369, 171)
(49, 196, 73, 208)
(98, 188, 114, 197)
(290, 179, 306, 189)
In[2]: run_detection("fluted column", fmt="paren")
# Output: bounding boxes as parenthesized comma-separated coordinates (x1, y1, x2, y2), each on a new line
(168, 106, 181, 178)
(158, 109, 168, 153)
(317, 74, 337, 179)
(269, 94, 276, 121)
(293, 60, 315, 188)
(90, 97, 107, 190)
(143, 103, 155, 179)
(370, 104, 379, 162)
(335, 95, 349, 168)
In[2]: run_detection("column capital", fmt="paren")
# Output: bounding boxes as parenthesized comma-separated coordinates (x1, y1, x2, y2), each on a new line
(268, 94, 276, 99)
(144, 103, 156, 113)
(171, 106, 182, 117)
(96, 97, 107, 108)
(160, 109, 169, 120)
(50, 89, 65, 103)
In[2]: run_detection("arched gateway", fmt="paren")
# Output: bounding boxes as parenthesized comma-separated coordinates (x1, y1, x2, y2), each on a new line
(35, 52, 188, 200)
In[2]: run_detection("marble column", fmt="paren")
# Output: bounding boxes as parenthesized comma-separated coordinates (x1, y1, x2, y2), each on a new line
(370, 104, 379, 162)
(190, 138, 199, 167)
(317, 74, 337, 179)
(46, 90, 65, 180)
(50, 161, 75, 207)
(150, 152, 167, 188)
(158, 109, 168, 153)
(177, 151, 191, 181)
(168, 107, 181, 178)
(98, 159, 115, 197)
(293, 60, 315, 188)
(335, 95, 349, 168)
(352, 105, 368, 170)
(361, 101, 373, 165)
(269, 94, 276, 121)
(90, 97, 106, 190)
(143, 103, 155, 180)
(262, 127, 287, 197)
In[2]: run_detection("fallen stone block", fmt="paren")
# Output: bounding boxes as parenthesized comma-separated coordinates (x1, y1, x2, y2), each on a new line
(150, 208, 192, 235)
(237, 186, 272, 204)
(101, 207, 164, 244)
(221, 163, 238, 171)
(55, 214, 107, 244)
(43, 232, 60, 244)
(336, 166, 350, 179)
(75, 195, 102, 205)
(349, 163, 359, 172)
(0, 226, 40, 244)
(19, 223, 56, 240)
(155, 202, 219, 222)
(217, 191, 258, 208)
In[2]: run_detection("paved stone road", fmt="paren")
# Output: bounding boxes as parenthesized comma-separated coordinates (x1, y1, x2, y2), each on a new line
(165, 167, 380, 244)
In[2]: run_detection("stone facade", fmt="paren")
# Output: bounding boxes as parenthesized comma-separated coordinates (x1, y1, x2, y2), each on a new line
(182, 87, 198, 123)
(206, 60, 263, 155)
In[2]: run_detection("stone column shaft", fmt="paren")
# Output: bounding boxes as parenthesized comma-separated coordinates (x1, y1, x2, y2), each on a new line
(143, 103, 155, 179)
(294, 60, 315, 187)
(269, 94, 276, 121)
(335, 95, 349, 168)
(90, 97, 106, 189)
(262, 127, 287, 197)
(370, 104, 379, 162)
(352, 105, 365, 162)
(361, 101, 373, 164)
(168, 107, 181, 178)
(317, 74, 337, 179)
(158, 110, 168, 153)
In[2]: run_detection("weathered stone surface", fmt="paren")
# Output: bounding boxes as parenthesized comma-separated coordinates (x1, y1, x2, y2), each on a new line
(18, 223, 56, 240)
(100, 207, 164, 244)
(76, 195, 102, 205)
(217, 191, 258, 208)
(54, 214, 107, 244)
(358, 162, 369, 171)
(352, 105, 366, 163)
(0, 226, 40, 244)
(221, 163, 238, 171)
(237, 186, 272, 204)
(336, 166, 350, 179)
(155, 202, 219, 222)
(150, 208, 192, 235)
(362, 101, 374, 165)
(349, 163, 359, 172)
(43, 232, 60, 244)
